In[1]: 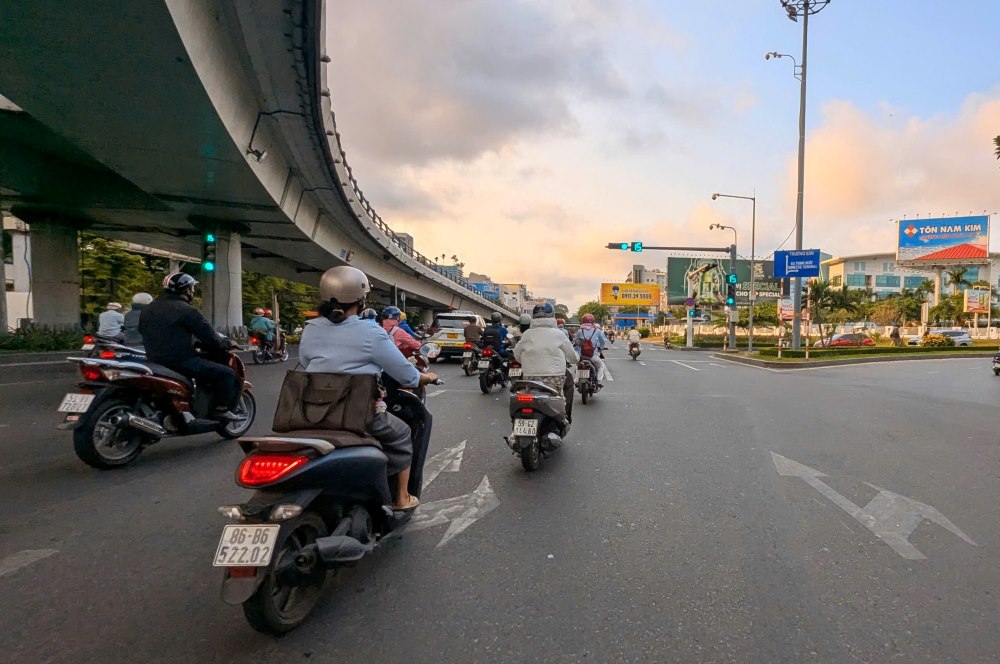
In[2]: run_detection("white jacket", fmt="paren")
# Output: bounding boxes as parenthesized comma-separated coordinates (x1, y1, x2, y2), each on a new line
(627, 329, 641, 343)
(513, 317, 578, 377)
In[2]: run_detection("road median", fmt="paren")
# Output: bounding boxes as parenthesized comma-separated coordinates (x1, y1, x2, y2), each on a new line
(714, 350, 995, 370)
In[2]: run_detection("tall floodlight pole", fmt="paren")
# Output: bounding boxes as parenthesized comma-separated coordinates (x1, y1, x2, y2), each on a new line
(767, 0, 830, 349)
(712, 193, 757, 352)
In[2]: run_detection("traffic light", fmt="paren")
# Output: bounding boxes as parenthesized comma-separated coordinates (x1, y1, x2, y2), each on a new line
(607, 242, 644, 252)
(202, 232, 217, 272)
(631, 241, 643, 252)
(726, 273, 737, 306)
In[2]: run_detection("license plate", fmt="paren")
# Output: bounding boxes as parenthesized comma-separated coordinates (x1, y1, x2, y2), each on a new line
(478, 360, 490, 369)
(508, 367, 522, 377)
(81, 343, 95, 351)
(513, 418, 538, 437)
(57, 393, 95, 413)
(463, 351, 473, 358)
(578, 369, 590, 379)
(213, 525, 280, 567)
(447, 333, 459, 339)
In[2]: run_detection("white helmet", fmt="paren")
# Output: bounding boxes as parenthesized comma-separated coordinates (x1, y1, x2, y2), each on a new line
(107, 302, 123, 310)
(319, 266, 371, 304)
(132, 293, 153, 305)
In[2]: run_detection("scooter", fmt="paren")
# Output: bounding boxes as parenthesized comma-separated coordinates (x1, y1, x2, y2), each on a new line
(461, 342, 481, 376)
(576, 357, 601, 403)
(505, 377, 569, 471)
(81, 333, 145, 361)
(215, 344, 442, 634)
(250, 331, 290, 364)
(478, 346, 509, 394)
(59, 341, 256, 469)
(629, 342, 641, 360)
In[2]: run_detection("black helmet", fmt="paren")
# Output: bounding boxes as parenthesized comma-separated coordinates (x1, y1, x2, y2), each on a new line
(532, 302, 554, 318)
(490, 312, 502, 324)
(163, 272, 198, 294)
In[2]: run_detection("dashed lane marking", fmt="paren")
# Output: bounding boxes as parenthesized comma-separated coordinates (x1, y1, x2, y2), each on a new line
(671, 360, 700, 371)
(0, 549, 58, 578)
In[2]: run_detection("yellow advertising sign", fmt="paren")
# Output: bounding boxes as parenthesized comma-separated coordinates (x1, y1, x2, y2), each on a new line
(600, 283, 660, 306)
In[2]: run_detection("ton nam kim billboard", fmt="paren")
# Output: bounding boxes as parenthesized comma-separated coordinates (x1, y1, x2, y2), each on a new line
(897, 215, 989, 264)
(599, 283, 660, 307)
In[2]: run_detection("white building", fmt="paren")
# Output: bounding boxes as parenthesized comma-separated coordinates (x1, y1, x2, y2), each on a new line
(822, 252, 1000, 299)
(626, 264, 668, 312)
(501, 283, 528, 311)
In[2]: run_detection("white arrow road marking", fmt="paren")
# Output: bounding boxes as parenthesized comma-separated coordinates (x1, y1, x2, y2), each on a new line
(671, 360, 700, 371)
(639, 362, 646, 366)
(771, 452, 976, 560)
(422, 440, 466, 489)
(400, 475, 499, 547)
(0, 549, 58, 578)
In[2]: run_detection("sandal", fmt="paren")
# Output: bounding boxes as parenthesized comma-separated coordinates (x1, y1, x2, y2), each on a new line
(395, 495, 420, 512)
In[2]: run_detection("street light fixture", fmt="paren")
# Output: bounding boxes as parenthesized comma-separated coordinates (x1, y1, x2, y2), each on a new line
(711, 193, 757, 353)
(709, 223, 738, 350)
(767, 0, 830, 350)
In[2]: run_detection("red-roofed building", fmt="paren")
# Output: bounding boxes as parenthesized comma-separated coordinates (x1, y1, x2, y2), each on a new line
(913, 243, 988, 261)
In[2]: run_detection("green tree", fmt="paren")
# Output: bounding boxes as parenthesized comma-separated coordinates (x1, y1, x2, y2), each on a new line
(943, 266, 972, 292)
(576, 301, 609, 323)
(79, 235, 168, 327)
(554, 303, 570, 318)
(915, 278, 936, 301)
(242, 271, 319, 332)
(994, 135, 1000, 160)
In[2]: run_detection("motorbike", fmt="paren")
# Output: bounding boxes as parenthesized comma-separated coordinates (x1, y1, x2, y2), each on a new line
(629, 342, 641, 360)
(478, 346, 509, 394)
(576, 357, 601, 403)
(215, 343, 442, 634)
(81, 333, 145, 361)
(250, 331, 289, 364)
(663, 337, 673, 349)
(506, 357, 523, 392)
(505, 377, 569, 471)
(59, 341, 256, 469)
(992, 349, 1000, 376)
(461, 342, 481, 376)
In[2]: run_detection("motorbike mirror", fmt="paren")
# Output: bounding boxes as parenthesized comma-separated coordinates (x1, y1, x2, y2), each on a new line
(420, 342, 442, 359)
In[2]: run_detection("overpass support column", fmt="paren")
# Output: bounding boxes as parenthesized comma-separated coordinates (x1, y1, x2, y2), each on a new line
(28, 220, 80, 329)
(420, 309, 434, 327)
(202, 231, 243, 335)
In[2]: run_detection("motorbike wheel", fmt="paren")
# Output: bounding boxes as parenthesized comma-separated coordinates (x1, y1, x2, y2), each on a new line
(280, 348, 290, 362)
(520, 439, 541, 472)
(242, 512, 328, 635)
(463, 362, 474, 377)
(73, 398, 147, 469)
(218, 392, 257, 439)
(994, 368, 999, 376)
(252, 349, 261, 365)
(479, 370, 492, 394)
(581, 388, 589, 405)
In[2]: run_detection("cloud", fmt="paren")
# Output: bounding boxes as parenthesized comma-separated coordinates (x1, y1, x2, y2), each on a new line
(326, 1, 626, 168)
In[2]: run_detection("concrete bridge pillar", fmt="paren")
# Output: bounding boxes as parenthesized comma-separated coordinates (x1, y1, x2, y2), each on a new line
(420, 309, 434, 327)
(201, 230, 243, 335)
(27, 219, 80, 329)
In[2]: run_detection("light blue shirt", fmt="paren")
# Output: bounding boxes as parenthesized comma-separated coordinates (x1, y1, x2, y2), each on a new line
(299, 315, 421, 388)
(98, 309, 125, 336)
(574, 325, 608, 352)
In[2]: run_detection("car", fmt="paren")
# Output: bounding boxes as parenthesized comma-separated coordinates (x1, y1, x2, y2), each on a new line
(427, 311, 486, 360)
(907, 329, 973, 346)
(814, 333, 875, 348)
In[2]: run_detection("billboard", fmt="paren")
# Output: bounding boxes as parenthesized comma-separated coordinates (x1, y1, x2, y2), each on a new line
(469, 282, 501, 299)
(964, 289, 990, 314)
(665, 258, 785, 305)
(897, 215, 989, 263)
(599, 283, 660, 306)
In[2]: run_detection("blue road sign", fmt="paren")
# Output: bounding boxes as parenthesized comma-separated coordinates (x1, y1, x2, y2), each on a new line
(774, 249, 821, 278)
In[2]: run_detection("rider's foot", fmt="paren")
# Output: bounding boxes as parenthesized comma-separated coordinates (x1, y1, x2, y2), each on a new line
(213, 408, 242, 422)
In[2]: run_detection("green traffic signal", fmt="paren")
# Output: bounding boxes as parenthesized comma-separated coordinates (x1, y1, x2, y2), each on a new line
(619, 243, 629, 250)
(203, 261, 216, 272)
(202, 231, 217, 273)
(205, 233, 216, 243)
(727, 273, 737, 284)
(631, 241, 643, 252)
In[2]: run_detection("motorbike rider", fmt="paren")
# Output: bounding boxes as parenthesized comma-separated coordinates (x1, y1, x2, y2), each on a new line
(513, 302, 578, 433)
(122, 293, 152, 346)
(381, 306, 422, 359)
(556, 318, 573, 341)
(360, 307, 379, 325)
(98, 302, 126, 341)
(627, 326, 642, 352)
(299, 266, 438, 511)
(249, 307, 277, 349)
(481, 312, 509, 356)
(398, 312, 421, 339)
(575, 313, 608, 385)
(463, 315, 484, 347)
(510, 313, 532, 346)
(138, 273, 241, 420)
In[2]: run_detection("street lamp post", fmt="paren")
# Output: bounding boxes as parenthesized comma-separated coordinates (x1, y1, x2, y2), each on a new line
(767, 0, 830, 350)
(709, 223, 738, 350)
(712, 193, 757, 353)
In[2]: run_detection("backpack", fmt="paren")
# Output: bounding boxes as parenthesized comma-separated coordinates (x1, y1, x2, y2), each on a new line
(578, 328, 596, 358)
(482, 325, 502, 349)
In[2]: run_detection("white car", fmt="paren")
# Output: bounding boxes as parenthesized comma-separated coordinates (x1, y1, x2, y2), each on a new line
(907, 329, 973, 346)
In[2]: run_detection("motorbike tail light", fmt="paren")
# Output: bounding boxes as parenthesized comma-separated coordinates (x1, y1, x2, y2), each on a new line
(238, 454, 309, 486)
(82, 335, 95, 344)
(483, 348, 493, 356)
(80, 364, 104, 382)
(99, 350, 116, 359)
(519, 408, 534, 414)
(515, 394, 534, 402)
(510, 361, 521, 368)
(249, 337, 259, 344)
(463, 343, 472, 349)
(227, 567, 257, 578)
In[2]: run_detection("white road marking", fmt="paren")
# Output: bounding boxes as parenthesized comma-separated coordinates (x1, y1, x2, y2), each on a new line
(771, 452, 976, 560)
(423, 440, 466, 489)
(709, 363, 725, 368)
(426, 389, 447, 398)
(0, 549, 58, 578)
(398, 475, 500, 547)
(639, 362, 646, 366)
(671, 360, 700, 371)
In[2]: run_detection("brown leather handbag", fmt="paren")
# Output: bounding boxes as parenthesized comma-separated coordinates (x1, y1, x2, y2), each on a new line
(272, 371, 378, 434)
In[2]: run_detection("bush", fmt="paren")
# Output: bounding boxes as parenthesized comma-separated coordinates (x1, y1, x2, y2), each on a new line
(636, 327, 651, 338)
(0, 327, 84, 352)
(284, 334, 301, 345)
(757, 344, 982, 358)
(921, 334, 955, 347)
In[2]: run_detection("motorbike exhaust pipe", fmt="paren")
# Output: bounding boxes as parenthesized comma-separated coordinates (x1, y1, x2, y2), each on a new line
(111, 412, 167, 437)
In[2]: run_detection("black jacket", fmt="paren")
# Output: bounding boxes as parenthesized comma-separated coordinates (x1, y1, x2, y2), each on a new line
(138, 294, 224, 366)
(122, 304, 145, 346)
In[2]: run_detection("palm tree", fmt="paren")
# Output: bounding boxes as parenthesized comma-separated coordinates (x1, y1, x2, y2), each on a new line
(915, 278, 936, 301)
(994, 135, 1000, 160)
(944, 266, 972, 294)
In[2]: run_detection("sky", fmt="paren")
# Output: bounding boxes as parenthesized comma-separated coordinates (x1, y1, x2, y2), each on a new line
(325, 0, 1000, 310)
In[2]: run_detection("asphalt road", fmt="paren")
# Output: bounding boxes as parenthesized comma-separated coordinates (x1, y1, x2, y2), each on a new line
(0, 345, 996, 663)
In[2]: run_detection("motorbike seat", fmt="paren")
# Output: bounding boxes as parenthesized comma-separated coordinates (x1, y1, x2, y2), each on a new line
(240, 431, 381, 456)
(142, 362, 194, 387)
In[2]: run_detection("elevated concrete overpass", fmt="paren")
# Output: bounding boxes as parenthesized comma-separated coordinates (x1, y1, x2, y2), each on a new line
(0, 0, 514, 330)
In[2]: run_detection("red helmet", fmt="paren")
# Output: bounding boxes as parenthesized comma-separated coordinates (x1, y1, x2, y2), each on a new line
(582, 313, 595, 324)
(556, 318, 566, 326)
(263, 308, 273, 317)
